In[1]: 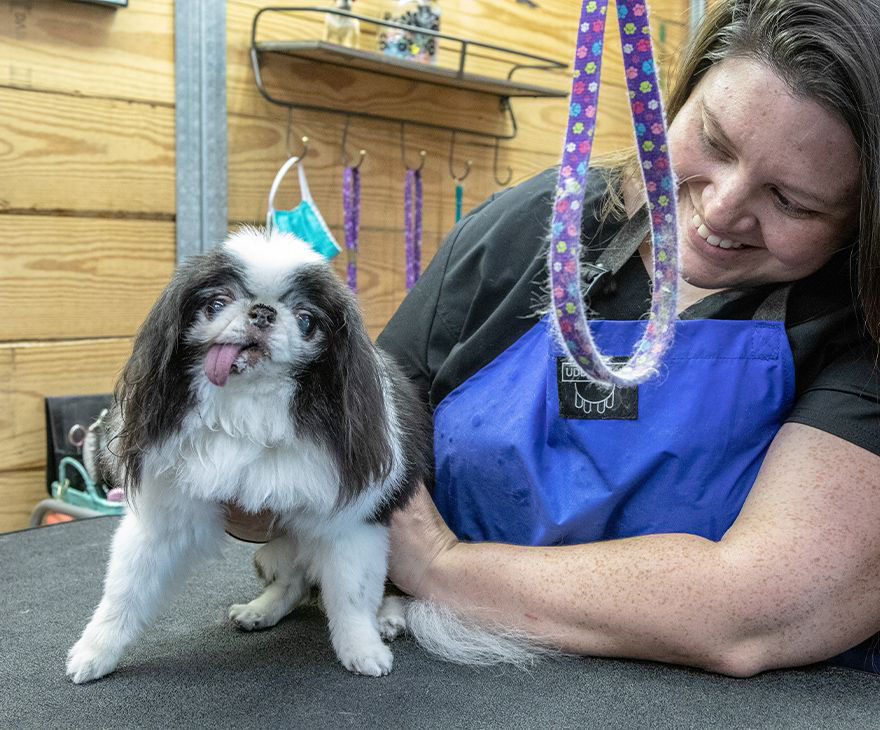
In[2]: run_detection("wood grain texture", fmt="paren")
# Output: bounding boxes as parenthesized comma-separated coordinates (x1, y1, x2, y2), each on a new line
(225, 0, 689, 242)
(326, 226, 447, 335)
(0, 216, 174, 341)
(0, 0, 174, 104)
(0, 469, 47, 533)
(0, 87, 175, 215)
(0, 338, 132, 473)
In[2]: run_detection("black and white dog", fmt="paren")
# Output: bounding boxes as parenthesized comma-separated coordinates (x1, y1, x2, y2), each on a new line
(66, 227, 432, 682)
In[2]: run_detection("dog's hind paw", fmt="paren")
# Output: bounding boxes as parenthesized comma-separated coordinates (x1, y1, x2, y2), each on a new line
(66, 639, 120, 684)
(377, 595, 407, 641)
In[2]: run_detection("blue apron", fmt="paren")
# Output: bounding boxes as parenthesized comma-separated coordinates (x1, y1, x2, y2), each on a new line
(432, 267, 878, 670)
(434, 314, 794, 545)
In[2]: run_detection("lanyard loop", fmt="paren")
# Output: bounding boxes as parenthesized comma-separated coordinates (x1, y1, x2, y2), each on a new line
(405, 168, 423, 291)
(343, 166, 360, 291)
(549, 1, 680, 386)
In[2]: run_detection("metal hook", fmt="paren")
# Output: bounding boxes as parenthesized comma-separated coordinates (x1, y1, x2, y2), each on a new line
(492, 135, 512, 186)
(285, 107, 309, 159)
(341, 116, 366, 170)
(400, 124, 427, 172)
(448, 131, 472, 183)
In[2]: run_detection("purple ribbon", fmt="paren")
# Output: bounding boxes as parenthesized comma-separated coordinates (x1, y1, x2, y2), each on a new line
(549, 1, 680, 386)
(405, 168, 423, 291)
(343, 166, 360, 291)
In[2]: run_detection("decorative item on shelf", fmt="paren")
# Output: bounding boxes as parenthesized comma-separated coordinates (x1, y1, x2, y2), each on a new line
(378, 0, 441, 64)
(323, 0, 360, 49)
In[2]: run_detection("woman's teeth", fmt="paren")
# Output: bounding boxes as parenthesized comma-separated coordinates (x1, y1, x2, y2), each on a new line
(691, 214, 744, 249)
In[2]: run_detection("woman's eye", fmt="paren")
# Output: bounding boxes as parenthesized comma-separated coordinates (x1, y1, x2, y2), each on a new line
(770, 188, 814, 219)
(699, 124, 731, 161)
(296, 311, 316, 337)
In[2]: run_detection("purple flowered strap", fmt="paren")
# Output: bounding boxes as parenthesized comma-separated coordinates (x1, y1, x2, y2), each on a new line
(405, 168, 423, 290)
(549, 0, 679, 386)
(343, 166, 360, 292)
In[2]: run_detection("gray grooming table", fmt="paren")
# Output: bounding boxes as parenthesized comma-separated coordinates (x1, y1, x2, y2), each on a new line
(2, 516, 878, 729)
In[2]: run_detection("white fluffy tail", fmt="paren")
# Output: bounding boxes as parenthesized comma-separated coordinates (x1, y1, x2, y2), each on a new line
(404, 600, 560, 668)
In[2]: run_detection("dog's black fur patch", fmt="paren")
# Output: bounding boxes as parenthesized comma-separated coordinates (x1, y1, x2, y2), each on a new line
(110, 248, 247, 492)
(284, 263, 431, 510)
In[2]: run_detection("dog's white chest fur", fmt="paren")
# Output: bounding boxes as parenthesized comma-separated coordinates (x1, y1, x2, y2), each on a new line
(156, 380, 338, 514)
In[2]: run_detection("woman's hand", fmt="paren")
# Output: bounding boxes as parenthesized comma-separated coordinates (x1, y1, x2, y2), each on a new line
(388, 483, 460, 598)
(222, 502, 285, 543)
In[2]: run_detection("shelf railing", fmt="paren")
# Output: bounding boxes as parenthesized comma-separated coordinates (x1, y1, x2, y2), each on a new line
(250, 5, 569, 143)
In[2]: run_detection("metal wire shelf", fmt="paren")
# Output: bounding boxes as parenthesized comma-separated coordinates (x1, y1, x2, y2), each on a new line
(250, 5, 569, 143)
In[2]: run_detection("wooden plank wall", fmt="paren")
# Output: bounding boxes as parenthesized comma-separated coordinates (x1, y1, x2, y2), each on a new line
(0, 0, 689, 532)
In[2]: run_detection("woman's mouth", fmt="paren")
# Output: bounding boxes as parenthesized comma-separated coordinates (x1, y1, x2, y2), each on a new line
(690, 213, 746, 249)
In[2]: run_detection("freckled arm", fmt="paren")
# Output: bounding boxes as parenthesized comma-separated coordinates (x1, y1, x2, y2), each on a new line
(403, 424, 880, 676)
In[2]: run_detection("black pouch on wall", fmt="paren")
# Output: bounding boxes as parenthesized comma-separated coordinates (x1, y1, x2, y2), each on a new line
(44, 394, 113, 495)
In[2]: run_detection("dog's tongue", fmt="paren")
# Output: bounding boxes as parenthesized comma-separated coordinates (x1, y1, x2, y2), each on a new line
(204, 343, 243, 386)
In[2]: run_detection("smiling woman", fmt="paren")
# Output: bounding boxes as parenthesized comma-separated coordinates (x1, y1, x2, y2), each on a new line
(378, 0, 880, 676)
(660, 0, 880, 337)
(642, 55, 861, 293)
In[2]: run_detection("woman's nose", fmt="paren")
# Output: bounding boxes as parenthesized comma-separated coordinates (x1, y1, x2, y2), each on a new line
(700, 175, 757, 234)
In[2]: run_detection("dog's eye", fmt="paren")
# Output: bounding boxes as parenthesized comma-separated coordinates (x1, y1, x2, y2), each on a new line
(296, 311, 316, 337)
(205, 298, 228, 317)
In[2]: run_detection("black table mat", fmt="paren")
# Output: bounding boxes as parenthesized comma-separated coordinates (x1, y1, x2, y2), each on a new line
(2, 516, 878, 729)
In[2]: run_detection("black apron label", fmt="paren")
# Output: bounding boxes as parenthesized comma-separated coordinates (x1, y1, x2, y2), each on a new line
(556, 357, 639, 420)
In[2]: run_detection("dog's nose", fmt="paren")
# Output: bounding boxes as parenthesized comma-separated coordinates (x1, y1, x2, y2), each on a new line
(249, 304, 277, 330)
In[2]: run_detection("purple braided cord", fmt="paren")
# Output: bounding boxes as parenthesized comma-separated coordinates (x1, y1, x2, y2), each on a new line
(343, 166, 360, 292)
(549, 0, 680, 386)
(405, 168, 423, 290)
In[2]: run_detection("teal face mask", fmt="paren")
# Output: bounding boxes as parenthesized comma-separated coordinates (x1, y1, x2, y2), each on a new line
(267, 156, 341, 259)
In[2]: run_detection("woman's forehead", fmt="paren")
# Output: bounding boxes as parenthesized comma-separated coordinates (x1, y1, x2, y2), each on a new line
(694, 57, 860, 208)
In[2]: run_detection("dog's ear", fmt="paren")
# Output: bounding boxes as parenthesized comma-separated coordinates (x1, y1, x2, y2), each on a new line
(333, 291, 393, 499)
(113, 257, 204, 491)
(293, 273, 392, 503)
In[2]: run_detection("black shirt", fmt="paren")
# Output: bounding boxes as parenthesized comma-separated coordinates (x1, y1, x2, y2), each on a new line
(378, 168, 880, 458)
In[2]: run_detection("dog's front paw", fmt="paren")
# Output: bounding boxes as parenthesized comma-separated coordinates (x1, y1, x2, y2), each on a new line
(377, 595, 407, 641)
(66, 639, 120, 684)
(336, 638, 394, 677)
(229, 602, 275, 631)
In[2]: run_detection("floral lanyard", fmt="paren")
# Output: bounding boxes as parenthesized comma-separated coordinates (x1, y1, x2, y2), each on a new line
(550, 0, 680, 386)
(405, 167, 423, 290)
(342, 165, 360, 291)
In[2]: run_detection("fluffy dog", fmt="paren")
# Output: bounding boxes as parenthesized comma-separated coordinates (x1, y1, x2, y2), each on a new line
(66, 227, 432, 682)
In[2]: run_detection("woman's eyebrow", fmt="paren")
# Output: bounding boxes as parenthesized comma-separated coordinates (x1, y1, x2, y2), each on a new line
(701, 97, 838, 210)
